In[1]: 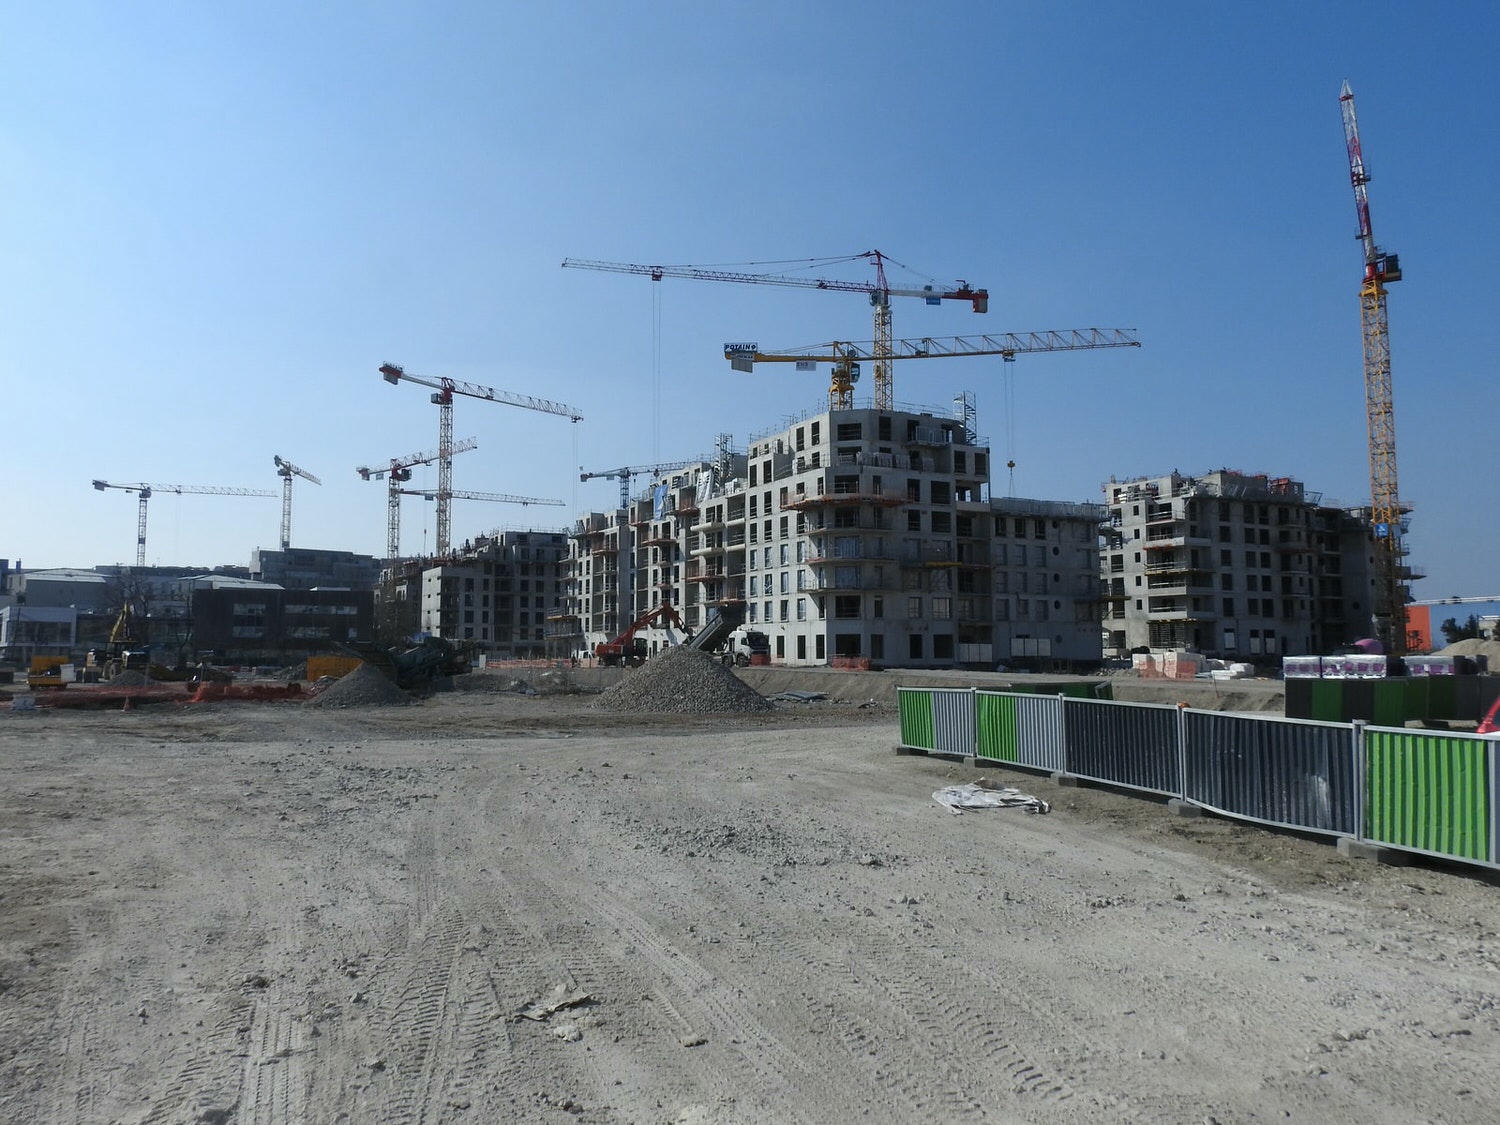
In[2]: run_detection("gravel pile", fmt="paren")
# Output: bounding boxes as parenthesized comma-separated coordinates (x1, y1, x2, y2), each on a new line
(593, 646, 772, 714)
(111, 670, 151, 687)
(303, 662, 411, 709)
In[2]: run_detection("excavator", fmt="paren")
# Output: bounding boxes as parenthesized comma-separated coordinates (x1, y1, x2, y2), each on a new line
(595, 603, 686, 666)
(594, 599, 771, 667)
(87, 603, 150, 681)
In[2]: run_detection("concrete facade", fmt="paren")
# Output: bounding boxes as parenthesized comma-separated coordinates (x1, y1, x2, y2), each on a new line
(1100, 470, 1375, 659)
(419, 530, 569, 659)
(249, 547, 382, 591)
(560, 406, 1106, 669)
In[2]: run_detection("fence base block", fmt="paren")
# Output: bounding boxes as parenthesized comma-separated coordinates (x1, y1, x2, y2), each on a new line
(894, 744, 928, 757)
(1336, 837, 1411, 866)
(1167, 798, 1203, 819)
(1050, 772, 1080, 787)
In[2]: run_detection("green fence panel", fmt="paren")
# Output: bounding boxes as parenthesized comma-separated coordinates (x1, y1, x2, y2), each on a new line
(897, 689, 935, 751)
(1364, 729, 1491, 862)
(1311, 680, 1343, 723)
(976, 693, 1019, 762)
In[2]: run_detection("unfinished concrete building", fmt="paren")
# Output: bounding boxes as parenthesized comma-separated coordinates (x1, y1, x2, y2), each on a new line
(557, 405, 1106, 669)
(1100, 469, 1377, 660)
(419, 529, 569, 659)
(991, 496, 1107, 665)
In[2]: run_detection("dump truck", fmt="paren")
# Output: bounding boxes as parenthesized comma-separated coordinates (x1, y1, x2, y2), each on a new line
(685, 600, 769, 665)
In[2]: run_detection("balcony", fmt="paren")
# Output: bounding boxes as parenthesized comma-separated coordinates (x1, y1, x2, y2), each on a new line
(808, 547, 897, 565)
(784, 485, 906, 510)
(901, 543, 955, 566)
(806, 516, 895, 533)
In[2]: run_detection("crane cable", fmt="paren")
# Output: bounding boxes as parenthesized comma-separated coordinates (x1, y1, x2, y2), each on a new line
(1004, 363, 1017, 497)
(652, 284, 663, 463)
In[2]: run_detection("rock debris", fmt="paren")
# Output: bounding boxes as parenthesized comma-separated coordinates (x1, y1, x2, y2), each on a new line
(303, 662, 411, 709)
(592, 646, 772, 714)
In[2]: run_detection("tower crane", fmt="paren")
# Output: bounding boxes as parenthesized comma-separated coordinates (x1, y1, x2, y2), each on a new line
(91, 479, 277, 568)
(1339, 80, 1409, 654)
(580, 460, 703, 510)
(561, 252, 988, 410)
(271, 455, 321, 551)
(726, 328, 1141, 410)
(356, 438, 479, 561)
(378, 363, 583, 557)
(398, 489, 565, 556)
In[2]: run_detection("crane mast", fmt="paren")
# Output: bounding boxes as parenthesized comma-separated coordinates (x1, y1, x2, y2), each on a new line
(379, 363, 583, 557)
(562, 252, 988, 408)
(91, 479, 276, 568)
(272, 455, 322, 551)
(357, 438, 478, 562)
(1340, 80, 1408, 653)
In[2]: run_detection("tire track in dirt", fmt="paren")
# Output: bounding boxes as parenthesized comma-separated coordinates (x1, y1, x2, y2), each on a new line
(583, 894, 845, 1125)
(42, 906, 114, 1125)
(139, 998, 252, 1125)
(774, 922, 1086, 1122)
(488, 865, 731, 1119)
(239, 997, 307, 1125)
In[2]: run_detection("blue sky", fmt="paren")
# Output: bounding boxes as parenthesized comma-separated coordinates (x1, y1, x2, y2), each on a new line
(3, 2, 1497, 598)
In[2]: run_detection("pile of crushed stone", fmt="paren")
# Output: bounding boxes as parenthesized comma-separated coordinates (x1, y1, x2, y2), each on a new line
(593, 646, 772, 714)
(110, 670, 151, 687)
(303, 661, 411, 709)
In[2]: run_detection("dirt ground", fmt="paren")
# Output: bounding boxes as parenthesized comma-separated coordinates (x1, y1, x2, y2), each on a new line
(1, 681, 1497, 1124)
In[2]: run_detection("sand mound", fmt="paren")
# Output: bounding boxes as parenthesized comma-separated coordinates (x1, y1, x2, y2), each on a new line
(1432, 638, 1500, 666)
(303, 662, 411, 709)
(594, 646, 772, 714)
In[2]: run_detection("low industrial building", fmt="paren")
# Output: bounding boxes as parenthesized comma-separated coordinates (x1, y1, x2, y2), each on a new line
(250, 547, 382, 591)
(190, 585, 374, 664)
(0, 605, 77, 664)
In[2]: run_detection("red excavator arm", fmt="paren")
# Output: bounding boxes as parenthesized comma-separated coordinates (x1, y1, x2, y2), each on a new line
(594, 603, 685, 665)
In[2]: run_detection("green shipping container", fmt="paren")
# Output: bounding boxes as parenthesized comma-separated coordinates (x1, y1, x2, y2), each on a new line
(1364, 730, 1491, 862)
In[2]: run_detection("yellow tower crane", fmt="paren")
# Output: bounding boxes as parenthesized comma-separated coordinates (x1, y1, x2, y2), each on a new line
(725, 328, 1141, 411)
(1339, 80, 1411, 654)
(561, 252, 988, 411)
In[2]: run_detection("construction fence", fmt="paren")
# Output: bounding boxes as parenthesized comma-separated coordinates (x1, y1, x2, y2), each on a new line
(896, 686, 1500, 873)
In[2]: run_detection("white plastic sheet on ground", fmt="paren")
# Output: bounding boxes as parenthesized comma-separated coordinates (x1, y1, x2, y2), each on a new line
(932, 781, 1050, 816)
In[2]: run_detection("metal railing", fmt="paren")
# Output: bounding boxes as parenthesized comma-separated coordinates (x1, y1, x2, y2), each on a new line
(895, 686, 1499, 872)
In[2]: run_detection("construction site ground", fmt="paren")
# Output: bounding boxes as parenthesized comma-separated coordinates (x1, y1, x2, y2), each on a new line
(2, 669, 1496, 1124)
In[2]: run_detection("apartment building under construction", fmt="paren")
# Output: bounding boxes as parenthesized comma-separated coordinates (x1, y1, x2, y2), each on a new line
(553, 404, 1103, 669)
(1100, 469, 1377, 659)
(419, 529, 569, 659)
